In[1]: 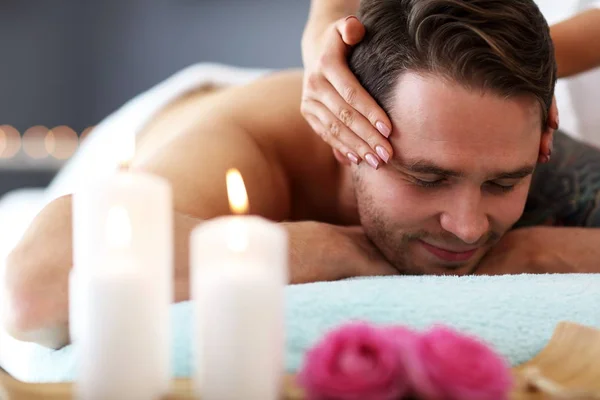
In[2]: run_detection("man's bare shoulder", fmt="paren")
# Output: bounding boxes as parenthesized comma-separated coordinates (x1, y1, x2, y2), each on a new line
(212, 69, 333, 160)
(133, 69, 344, 222)
(207, 69, 344, 220)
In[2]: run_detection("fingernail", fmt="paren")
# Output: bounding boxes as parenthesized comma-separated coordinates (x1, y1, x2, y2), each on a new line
(347, 152, 360, 165)
(365, 153, 380, 169)
(375, 146, 390, 163)
(376, 121, 391, 138)
(345, 15, 357, 22)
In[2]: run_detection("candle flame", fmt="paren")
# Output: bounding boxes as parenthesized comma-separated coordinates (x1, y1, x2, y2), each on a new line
(225, 168, 249, 252)
(106, 206, 132, 249)
(226, 168, 249, 215)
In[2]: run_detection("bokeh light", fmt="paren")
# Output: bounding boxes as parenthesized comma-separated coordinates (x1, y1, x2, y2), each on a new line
(0, 125, 22, 159)
(23, 125, 50, 159)
(46, 125, 79, 160)
(79, 126, 95, 143)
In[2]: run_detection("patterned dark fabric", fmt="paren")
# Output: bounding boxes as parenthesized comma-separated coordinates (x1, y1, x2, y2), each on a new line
(517, 130, 600, 228)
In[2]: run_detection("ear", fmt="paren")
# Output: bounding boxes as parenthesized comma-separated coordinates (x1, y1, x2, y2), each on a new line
(538, 96, 558, 164)
(333, 149, 352, 166)
(538, 129, 554, 163)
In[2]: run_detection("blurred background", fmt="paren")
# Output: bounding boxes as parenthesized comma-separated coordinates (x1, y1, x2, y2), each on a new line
(0, 0, 599, 197)
(0, 0, 309, 195)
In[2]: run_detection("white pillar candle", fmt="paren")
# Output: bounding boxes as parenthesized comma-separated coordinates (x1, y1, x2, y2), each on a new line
(70, 171, 173, 400)
(191, 170, 288, 400)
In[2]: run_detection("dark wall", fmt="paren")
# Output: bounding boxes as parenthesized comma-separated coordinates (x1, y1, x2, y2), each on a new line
(0, 0, 309, 133)
(0, 1, 309, 195)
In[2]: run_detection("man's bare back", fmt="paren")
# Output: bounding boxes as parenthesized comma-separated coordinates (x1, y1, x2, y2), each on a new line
(135, 69, 357, 225)
(3, 70, 393, 348)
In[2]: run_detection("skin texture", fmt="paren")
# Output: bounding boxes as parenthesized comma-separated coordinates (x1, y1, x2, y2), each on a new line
(351, 73, 542, 275)
(4, 70, 600, 349)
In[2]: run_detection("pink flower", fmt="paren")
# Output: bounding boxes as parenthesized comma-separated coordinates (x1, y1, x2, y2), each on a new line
(298, 321, 410, 400)
(383, 326, 421, 349)
(408, 325, 513, 400)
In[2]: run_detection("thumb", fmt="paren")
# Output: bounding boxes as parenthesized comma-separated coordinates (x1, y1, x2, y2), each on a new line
(338, 16, 366, 46)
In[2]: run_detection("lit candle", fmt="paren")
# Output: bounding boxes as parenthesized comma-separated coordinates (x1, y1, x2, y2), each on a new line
(70, 140, 173, 400)
(191, 169, 288, 400)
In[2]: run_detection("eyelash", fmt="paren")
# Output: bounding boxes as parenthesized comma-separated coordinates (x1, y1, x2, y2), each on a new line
(413, 179, 516, 193)
(489, 183, 516, 193)
(414, 178, 444, 188)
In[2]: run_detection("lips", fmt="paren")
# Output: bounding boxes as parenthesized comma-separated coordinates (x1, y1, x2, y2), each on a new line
(419, 240, 478, 263)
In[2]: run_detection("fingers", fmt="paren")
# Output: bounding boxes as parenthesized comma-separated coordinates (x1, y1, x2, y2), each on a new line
(320, 20, 393, 139)
(339, 16, 366, 46)
(302, 99, 382, 169)
(303, 111, 361, 166)
(301, 15, 393, 170)
(318, 80, 393, 163)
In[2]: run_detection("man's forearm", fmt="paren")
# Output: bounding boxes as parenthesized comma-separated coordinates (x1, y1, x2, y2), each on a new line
(2, 197, 202, 349)
(284, 221, 397, 283)
(551, 8, 600, 78)
(3, 194, 393, 349)
(476, 226, 600, 275)
(527, 227, 600, 273)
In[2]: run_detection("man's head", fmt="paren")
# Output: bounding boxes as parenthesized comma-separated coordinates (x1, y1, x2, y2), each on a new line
(347, 0, 557, 274)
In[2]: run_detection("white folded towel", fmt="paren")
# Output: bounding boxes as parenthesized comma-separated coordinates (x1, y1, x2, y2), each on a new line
(44, 63, 271, 204)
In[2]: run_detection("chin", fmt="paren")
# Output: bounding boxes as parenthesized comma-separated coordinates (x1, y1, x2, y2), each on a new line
(386, 243, 488, 276)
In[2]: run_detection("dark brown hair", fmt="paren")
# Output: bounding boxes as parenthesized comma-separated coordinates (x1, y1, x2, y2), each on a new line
(349, 0, 557, 126)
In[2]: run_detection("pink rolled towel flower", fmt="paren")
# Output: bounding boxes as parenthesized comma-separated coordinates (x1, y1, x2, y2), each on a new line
(408, 325, 513, 400)
(298, 321, 410, 400)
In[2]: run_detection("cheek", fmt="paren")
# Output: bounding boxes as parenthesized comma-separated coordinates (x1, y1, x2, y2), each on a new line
(357, 170, 437, 224)
(486, 184, 531, 228)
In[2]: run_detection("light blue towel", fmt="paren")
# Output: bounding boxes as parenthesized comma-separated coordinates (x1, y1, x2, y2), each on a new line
(7, 274, 600, 382)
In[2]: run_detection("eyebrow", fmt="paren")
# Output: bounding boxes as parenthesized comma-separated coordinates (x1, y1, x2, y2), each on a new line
(393, 158, 536, 180)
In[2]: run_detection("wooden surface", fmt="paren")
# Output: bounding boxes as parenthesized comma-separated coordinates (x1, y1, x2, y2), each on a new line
(1, 322, 600, 399)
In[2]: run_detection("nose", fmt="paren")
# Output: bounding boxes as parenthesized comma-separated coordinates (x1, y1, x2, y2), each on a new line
(439, 188, 490, 245)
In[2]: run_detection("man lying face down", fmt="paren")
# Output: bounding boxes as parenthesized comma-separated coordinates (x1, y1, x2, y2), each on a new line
(345, 0, 558, 274)
(4, 0, 600, 349)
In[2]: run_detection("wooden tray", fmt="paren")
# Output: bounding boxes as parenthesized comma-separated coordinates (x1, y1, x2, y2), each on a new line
(2, 322, 599, 400)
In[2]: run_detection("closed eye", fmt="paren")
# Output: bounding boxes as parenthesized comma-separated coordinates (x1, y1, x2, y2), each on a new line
(485, 181, 517, 193)
(413, 178, 518, 192)
(413, 177, 445, 188)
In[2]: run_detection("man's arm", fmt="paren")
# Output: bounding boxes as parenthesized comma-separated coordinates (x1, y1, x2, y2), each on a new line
(3, 199, 394, 349)
(551, 7, 600, 78)
(474, 226, 600, 275)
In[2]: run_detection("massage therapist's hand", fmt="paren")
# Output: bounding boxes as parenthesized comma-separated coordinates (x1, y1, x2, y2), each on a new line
(283, 221, 398, 283)
(301, 16, 394, 170)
